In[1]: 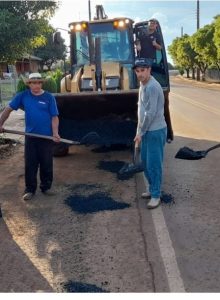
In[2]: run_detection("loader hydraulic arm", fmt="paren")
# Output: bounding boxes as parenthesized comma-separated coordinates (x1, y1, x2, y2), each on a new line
(93, 5, 108, 20)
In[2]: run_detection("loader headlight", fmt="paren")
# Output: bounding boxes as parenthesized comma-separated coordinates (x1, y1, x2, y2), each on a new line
(118, 20, 125, 27)
(75, 24, 82, 31)
(69, 22, 87, 32)
(113, 19, 130, 29)
(69, 24, 74, 31)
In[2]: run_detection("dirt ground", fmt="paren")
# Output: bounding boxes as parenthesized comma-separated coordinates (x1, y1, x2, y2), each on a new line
(0, 139, 156, 292)
(0, 137, 18, 159)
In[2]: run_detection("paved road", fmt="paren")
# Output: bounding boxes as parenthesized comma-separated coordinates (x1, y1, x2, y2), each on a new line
(161, 77, 220, 292)
(1, 77, 220, 292)
(0, 110, 161, 292)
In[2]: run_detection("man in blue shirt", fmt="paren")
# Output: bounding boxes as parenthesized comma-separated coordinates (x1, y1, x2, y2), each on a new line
(0, 73, 60, 200)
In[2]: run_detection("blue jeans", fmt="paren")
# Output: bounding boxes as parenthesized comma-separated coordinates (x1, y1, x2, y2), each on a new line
(141, 127, 167, 198)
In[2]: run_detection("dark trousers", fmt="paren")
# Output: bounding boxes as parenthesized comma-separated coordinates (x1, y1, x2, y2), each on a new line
(24, 137, 53, 193)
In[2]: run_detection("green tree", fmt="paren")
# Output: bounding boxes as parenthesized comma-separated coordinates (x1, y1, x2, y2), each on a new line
(213, 15, 220, 70)
(33, 25, 67, 71)
(168, 35, 197, 78)
(191, 24, 216, 80)
(168, 37, 180, 67)
(178, 35, 197, 79)
(0, 1, 59, 62)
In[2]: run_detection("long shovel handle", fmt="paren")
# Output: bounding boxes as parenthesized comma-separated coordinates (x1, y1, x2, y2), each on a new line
(2, 128, 79, 145)
(133, 141, 141, 164)
(205, 143, 220, 154)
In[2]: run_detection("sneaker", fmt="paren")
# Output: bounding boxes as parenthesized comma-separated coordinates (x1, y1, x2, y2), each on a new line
(42, 189, 56, 196)
(147, 198, 161, 209)
(23, 192, 34, 201)
(141, 192, 151, 199)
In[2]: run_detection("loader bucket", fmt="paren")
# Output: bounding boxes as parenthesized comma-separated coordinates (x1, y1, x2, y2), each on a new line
(54, 90, 138, 146)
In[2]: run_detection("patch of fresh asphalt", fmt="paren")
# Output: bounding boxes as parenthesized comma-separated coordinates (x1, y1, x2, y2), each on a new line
(3, 108, 186, 291)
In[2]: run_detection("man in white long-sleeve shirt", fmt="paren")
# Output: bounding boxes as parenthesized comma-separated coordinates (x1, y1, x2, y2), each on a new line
(133, 58, 167, 209)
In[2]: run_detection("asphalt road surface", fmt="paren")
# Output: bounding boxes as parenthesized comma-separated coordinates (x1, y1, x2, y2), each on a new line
(162, 77, 220, 292)
(1, 76, 220, 292)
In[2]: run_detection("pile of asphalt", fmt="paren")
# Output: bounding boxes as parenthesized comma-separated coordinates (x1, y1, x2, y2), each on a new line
(96, 162, 176, 201)
(59, 119, 136, 145)
(161, 192, 175, 206)
(97, 160, 134, 181)
(62, 281, 108, 293)
(97, 160, 125, 174)
(64, 184, 130, 214)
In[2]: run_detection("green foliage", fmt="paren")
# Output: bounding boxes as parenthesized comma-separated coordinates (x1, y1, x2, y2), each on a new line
(51, 69, 63, 93)
(43, 77, 57, 93)
(213, 16, 220, 65)
(168, 37, 181, 67)
(33, 25, 67, 71)
(191, 24, 216, 65)
(0, 1, 58, 19)
(168, 35, 197, 72)
(0, 1, 59, 62)
(190, 24, 215, 79)
(17, 78, 28, 93)
(169, 17, 220, 78)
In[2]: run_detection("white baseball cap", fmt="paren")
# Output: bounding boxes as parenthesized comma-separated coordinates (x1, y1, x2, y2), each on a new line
(27, 73, 44, 82)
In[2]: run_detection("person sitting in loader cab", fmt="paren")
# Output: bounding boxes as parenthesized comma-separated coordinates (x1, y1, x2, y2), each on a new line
(135, 19, 162, 65)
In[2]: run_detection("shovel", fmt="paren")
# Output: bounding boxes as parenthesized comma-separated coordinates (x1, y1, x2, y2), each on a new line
(175, 143, 220, 160)
(118, 142, 144, 179)
(2, 128, 101, 146)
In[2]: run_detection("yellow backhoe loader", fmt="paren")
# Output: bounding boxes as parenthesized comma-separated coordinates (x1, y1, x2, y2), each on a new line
(53, 5, 173, 155)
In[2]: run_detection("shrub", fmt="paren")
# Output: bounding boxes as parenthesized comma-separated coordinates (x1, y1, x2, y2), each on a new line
(43, 77, 57, 93)
(52, 69, 63, 93)
(17, 78, 28, 92)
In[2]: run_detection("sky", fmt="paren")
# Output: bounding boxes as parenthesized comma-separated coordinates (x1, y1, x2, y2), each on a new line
(50, 0, 220, 63)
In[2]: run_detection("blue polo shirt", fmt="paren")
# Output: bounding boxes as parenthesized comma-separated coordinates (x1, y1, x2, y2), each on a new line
(9, 89, 59, 136)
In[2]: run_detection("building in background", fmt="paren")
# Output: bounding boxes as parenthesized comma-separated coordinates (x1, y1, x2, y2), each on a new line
(0, 55, 42, 79)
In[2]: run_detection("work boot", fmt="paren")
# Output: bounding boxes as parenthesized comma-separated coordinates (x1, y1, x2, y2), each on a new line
(23, 192, 34, 201)
(141, 192, 151, 199)
(147, 198, 161, 209)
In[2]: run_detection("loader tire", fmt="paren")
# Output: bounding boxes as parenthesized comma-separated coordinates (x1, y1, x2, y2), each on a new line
(53, 142, 69, 157)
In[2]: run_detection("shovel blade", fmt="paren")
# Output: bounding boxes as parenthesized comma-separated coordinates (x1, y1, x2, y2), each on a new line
(80, 132, 102, 145)
(175, 146, 207, 160)
(118, 163, 144, 176)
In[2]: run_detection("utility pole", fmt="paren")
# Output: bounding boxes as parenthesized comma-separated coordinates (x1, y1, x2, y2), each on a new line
(181, 26, 183, 37)
(88, 0, 91, 21)
(197, 0, 200, 30)
(196, 0, 200, 80)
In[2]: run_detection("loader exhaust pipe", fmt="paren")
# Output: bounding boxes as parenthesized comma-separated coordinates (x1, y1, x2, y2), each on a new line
(95, 37, 102, 91)
(88, 0, 91, 21)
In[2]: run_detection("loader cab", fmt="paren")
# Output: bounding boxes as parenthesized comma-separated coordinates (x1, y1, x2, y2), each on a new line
(69, 18, 136, 88)
(134, 20, 170, 92)
(89, 19, 134, 63)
